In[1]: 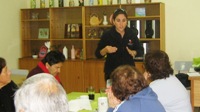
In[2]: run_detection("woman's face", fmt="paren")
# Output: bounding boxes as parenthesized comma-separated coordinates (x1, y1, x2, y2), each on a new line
(46, 62, 63, 76)
(143, 71, 149, 80)
(113, 14, 127, 33)
(0, 66, 11, 85)
(143, 71, 151, 84)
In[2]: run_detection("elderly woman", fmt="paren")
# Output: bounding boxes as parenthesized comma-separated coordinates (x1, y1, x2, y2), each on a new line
(0, 57, 18, 111)
(143, 50, 192, 112)
(107, 65, 165, 112)
(14, 73, 69, 112)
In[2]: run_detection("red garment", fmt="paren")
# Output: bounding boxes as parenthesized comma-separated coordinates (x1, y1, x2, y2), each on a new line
(27, 61, 61, 83)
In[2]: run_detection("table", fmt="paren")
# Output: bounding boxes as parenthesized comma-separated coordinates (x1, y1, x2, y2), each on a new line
(67, 92, 101, 112)
(188, 76, 200, 112)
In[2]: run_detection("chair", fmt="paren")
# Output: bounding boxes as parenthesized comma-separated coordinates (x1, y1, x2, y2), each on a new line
(10, 69, 29, 87)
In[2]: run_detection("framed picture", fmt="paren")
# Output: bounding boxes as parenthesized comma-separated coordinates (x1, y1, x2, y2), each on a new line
(65, 24, 82, 38)
(135, 7, 146, 17)
(38, 28, 49, 39)
(71, 24, 79, 38)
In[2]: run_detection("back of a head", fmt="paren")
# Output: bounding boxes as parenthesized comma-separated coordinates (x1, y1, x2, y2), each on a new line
(111, 65, 148, 101)
(144, 50, 173, 80)
(42, 50, 65, 66)
(14, 73, 69, 112)
(0, 57, 6, 73)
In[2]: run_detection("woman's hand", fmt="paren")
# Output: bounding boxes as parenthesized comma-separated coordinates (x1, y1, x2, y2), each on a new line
(106, 46, 117, 53)
(106, 87, 121, 108)
(126, 47, 137, 57)
(100, 46, 117, 56)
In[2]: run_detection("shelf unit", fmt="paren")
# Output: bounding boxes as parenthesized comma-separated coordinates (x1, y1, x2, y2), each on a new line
(20, 3, 165, 59)
(19, 3, 165, 92)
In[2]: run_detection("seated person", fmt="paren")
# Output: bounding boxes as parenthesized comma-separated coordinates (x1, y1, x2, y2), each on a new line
(143, 50, 192, 112)
(0, 57, 18, 112)
(14, 73, 69, 112)
(107, 65, 165, 112)
(27, 50, 65, 84)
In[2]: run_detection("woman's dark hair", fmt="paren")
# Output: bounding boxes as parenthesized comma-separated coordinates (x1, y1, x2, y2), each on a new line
(41, 50, 65, 66)
(144, 50, 174, 81)
(112, 8, 128, 20)
(0, 57, 6, 73)
(111, 65, 148, 101)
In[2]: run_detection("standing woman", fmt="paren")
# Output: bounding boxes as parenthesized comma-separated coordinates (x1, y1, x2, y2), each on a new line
(0, 57, 18, 112)
(95, 8, 144, 81)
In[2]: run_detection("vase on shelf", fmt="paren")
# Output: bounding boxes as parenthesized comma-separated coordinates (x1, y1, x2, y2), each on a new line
(126, 0, 132, 4)
(40, 0, 45, 8)
(145, 20, 154, 38)
(144, 0, 151, 3)
(97, 0, 103, 5)
(69, 0, 75, 7)
(59, 0, 64, 7)
(89, 0, 94, 6)
(49, 0, 54, 7)
(71, 45, 75, 60)
(30, 0, 36, 8)
(117, 0, 121, 4)
(107, 0, 112, 5)
(79, 0, 84, 6)
(103, 15, 108, 25)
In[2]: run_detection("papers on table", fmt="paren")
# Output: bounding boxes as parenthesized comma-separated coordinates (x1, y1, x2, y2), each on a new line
(187, 67, 200, 77)
(187, 72, 200, 77)
(69, 98, 92, 112)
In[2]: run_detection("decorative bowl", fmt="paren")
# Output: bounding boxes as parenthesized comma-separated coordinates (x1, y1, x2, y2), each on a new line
(32, 55, 38, 59)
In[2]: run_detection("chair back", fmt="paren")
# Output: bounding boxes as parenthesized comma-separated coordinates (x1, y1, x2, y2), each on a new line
(11, 69, 29, 86)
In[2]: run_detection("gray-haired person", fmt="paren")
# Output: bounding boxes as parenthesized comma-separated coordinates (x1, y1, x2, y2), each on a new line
(14, 73, 69, 112)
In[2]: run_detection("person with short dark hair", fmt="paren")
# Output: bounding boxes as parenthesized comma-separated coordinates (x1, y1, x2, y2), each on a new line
(0, 57, 18, 112)
(27, 50, 65, 84)
(95, 8, 144, 81)
(143, 50, 192, 112)
(107, 65, 165, 112)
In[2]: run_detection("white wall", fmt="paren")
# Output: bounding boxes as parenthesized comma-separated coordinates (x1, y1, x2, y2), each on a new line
(154, 0, 200, 65)
(0, 0, 200, 69)
(0, 0, 26, 69)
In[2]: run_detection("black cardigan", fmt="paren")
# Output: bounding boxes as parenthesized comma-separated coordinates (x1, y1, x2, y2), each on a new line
(95, 26, 144, 80)
(0, 81, 18, 112)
